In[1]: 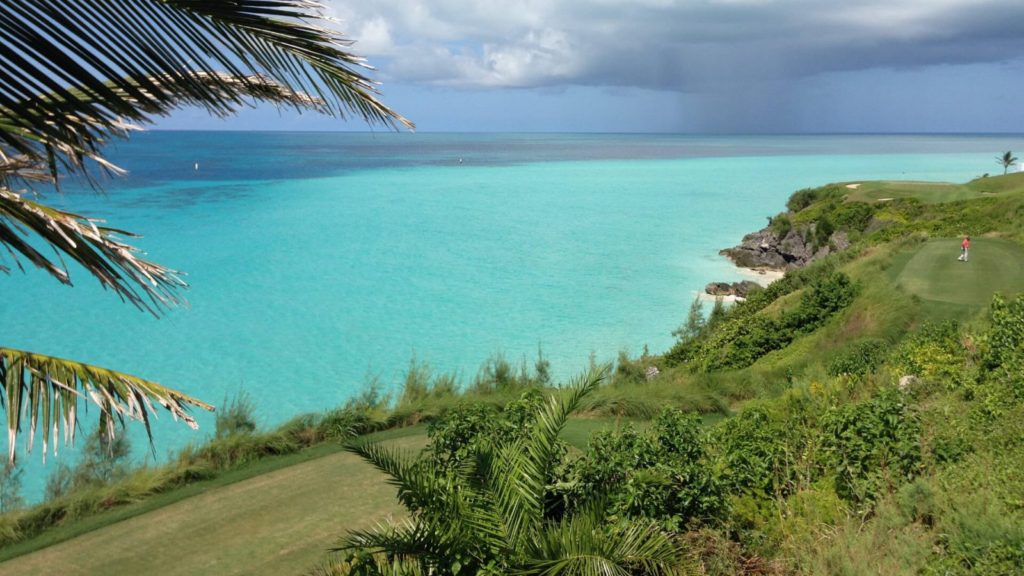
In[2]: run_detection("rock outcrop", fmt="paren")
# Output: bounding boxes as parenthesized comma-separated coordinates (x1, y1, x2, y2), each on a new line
(720, 223, 849, 271)
(704, 280, 762, 298)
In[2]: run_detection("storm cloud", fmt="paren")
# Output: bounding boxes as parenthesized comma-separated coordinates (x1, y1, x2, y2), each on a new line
(329, 0, 1024, 92)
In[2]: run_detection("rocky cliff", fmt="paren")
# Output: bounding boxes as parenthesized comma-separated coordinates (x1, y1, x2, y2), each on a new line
(719, 223, 850, 271)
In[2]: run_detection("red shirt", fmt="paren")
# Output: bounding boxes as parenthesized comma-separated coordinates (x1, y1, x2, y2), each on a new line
(962, 238, 970, 249)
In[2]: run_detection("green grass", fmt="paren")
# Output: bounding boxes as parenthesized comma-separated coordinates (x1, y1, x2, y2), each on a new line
(889, 237, 1024, 306)
(560, 417, 637, 450)
(0, 425, 426, 566)
(0, 433, 425, 576)
(844, 181, 975, 204)
(843, 173, 1024, 205)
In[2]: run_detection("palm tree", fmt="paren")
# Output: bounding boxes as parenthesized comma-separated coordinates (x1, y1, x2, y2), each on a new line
(997, 151, 1018, 175)
(330, 368, 689, 576)
(0, 0, 412, 463)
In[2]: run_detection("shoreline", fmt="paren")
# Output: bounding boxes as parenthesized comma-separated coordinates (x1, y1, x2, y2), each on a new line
(734, 265, 786, 286)
(696, 261, 786, 303)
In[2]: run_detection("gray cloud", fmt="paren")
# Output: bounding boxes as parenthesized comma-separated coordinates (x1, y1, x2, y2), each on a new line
(328, 0, 1024, 91)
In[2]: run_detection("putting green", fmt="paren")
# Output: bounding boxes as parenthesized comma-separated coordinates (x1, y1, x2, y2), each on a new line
(892, 238, 1024, 305)
(846, 181, 974, 204)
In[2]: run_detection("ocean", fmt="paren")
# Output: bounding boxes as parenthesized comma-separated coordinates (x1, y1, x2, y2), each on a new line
(5, 132, 1023, 500)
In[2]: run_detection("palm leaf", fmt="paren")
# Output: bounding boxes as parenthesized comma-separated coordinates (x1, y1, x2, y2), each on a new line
(346, 441, 447, 515)
(0, 69, 340, 311)
(1, 0, 412, 181)
(491, 367, 607, 550)
(520, 512, 691, 576)
(0, 187, 188, 314)
(0, 347, 213, 464)
(338, 518, 439, 559)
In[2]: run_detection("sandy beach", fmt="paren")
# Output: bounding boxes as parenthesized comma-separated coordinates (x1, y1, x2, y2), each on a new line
(696, 264, 786, 303)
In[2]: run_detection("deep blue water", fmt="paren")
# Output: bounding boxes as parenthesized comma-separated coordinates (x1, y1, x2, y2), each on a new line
(5, 132, 1024, 500)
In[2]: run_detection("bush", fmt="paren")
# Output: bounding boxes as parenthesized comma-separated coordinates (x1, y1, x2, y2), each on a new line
(215, 390, 258, 438)
(786, 188, 818, 212)
(769, 214, 793, 238)
(833, 201, 876, 233)
(567, 409, 726, 531)
(712, 406, 792, 498)
(822, 388, 922, 507)
(827, 339, 889, 378)
(981, 293, 1024, 373)
(889, 321, 967, 384)
(426, 390, 546, 469)
(786, 184, 844, 213)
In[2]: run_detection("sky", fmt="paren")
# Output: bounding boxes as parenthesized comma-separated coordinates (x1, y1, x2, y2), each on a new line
(158, 0, 1024, 133)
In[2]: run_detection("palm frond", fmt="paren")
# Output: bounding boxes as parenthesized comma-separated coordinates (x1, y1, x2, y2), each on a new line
(0, 69, 344, 307)
(1, 0, 412, 182)
(520, 513, 691, 576)
(337, 518, 435, 557)
(0, 186, 188, 314)
(346, 441, 455, 515)
(0, 347, 213, 464)
(314, 547, 427, 576)
(491, 367, 607, 551)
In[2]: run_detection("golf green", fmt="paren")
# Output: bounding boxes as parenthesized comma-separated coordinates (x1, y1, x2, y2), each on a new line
(892, 238, 1024, 305)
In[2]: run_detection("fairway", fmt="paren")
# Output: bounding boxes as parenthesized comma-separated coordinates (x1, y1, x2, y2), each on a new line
(844, 173, 1024, 204)
(0, 440, 419, 576)
(845, 181, 970, 204)
(891, 238, 1024, 305)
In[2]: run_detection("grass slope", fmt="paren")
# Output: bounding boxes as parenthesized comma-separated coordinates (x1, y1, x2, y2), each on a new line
(0, 441, 415, 576)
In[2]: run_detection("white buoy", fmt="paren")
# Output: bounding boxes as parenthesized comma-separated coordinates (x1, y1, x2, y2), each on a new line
(194, 162, 199, 171)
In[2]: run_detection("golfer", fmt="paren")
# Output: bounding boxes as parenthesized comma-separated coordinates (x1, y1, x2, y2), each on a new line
(959, 236, 970, 262)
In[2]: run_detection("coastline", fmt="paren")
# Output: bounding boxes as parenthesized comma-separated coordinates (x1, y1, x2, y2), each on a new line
(734, 265, 786, 286)
(697, 261, 786, 303)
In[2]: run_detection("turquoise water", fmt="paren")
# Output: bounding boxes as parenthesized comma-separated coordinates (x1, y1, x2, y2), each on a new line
(5, 132, 1023, 500)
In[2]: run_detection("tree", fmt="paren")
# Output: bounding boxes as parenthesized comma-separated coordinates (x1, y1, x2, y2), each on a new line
(0, 1, 411, 463)
(328, 368, 688, 575)
(672, 296, 706, 342)
(44, 429, 133, 500)
(0, 462, 25, 513)
(997, 151, 1018, 175)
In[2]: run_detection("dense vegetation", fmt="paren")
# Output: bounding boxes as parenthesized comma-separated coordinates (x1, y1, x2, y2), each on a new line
(3, 173, 1024, 575)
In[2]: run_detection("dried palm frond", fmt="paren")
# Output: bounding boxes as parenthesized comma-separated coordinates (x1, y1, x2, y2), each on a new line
(1, 347, 214, 464)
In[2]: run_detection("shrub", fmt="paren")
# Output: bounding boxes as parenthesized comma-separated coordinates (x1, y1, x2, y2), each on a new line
(769, 214, 793, 238)
(832, 201, 876, 233)
(981, 293, 1024, 373)
(822, 388, 922, 507)
(827, 339, 889, 378)
(426, 389, 546, 469)
(215, 390, 258, 438)
(712, 406, 792, 498)
(614, 350, 648, 385)
(567, 409, 726, 531)
(889, 321, 967, 384)
(786, 188, 818, 212)
(812, 214, 834, 251)
(0, 464, 24, 513)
